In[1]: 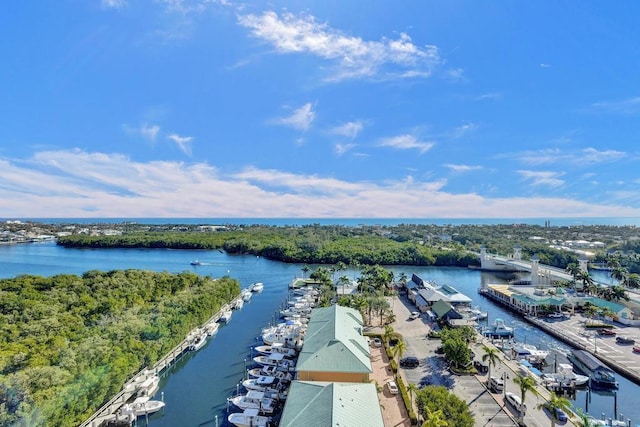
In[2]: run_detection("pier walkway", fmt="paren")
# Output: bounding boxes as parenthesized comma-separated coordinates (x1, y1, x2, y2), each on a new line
(80, 295, 242, 427)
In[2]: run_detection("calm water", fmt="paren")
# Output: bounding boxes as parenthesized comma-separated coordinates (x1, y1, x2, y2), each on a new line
(0, 243, 638, 425)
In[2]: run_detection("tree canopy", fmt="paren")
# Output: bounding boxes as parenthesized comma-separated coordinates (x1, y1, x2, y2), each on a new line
(0, 270, 239, 427)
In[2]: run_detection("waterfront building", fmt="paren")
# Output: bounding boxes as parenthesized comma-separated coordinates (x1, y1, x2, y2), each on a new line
(405, 273, 472, 314)
(296, 305, 372, 382)
(279, 381, 384, 427)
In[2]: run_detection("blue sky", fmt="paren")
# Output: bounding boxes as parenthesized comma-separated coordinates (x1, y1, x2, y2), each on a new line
(2, 1, 640, 218)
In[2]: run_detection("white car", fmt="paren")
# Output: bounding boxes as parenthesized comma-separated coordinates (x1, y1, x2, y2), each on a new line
(386, 380, 399, 395)
(372, 338, 382, 347)
(409, 311, 420, 320)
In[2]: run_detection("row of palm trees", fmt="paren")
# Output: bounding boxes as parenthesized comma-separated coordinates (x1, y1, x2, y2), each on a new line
(481, 344, 600, 427)
(565, 262, 631, 302)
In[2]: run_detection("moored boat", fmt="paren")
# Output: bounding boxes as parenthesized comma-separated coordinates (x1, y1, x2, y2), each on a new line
(568, 349, 617, 389)
(228, 390, 276, 414)
(220, 310, 233, 323)
(250, 282, 264, 292)
(242, 375, 287, 392)
(633, 345, 640, 354)
(254, 343, 298, 358)
(247, 366, 294, 381)
(227, 408, 271, 427)
(189, 330, 208, 351)
(542, 363, 590, 387)
(120, 396, 165, 418)
(482, 318, 514, 338)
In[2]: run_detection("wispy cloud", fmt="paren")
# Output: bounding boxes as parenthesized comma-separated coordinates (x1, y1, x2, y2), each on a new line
(445, 164, 482, 173)
(452, 122, 477, 139)
(590, 97, 640, 115)
(167, 133, 193, 155)
(379, 134, 434, 154)
(237, 11, 440, 82)
(540, 63, 552, 68)
(475, 92, 502, 101)
(335, 143, 356, 156)
(508, 147, 626, 166)
(518, 170, 565, 188)
(101, 0, 126, 9)
(123, 123, 161, 141)
(330, 121, 364, 139)
(274, 103, 316, 131)
(3, 149, 640, 218)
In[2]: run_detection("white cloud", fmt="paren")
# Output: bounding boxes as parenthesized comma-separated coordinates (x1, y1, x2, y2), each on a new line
(475, 92, 503, 101)
(123, 123, 161, 141)
(330, 121, 363, 139)
(335, 143, 355, 156)
(379, 134, 434, 154)
(518, 170, 565, 188)
(452, 122, 477, 139)
(167, 133, 193, 155)
(540, 63, 552, 68)
(3, 149, 640, 218)
(237, 11, 440, 82)
(590, 97, 640, 115)
(445, 164, 482, 173)
(274, 103, 315, 131)
(101, 0, 126, 9)
(509, 147, 626, 166)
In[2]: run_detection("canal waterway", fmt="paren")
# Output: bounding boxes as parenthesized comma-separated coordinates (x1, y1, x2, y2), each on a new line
(1, 242, 638, 425)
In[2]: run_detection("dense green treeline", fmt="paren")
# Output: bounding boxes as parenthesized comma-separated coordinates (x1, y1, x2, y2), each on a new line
(57, 227, 480, 267)
(0, 270, 239, 427)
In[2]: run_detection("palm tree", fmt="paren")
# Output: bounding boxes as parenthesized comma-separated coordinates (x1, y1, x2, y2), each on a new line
(576, 270, 595, 294)
(583, 303, 598, 326)
(390, 339, 407, 365)
(512, 374, 538, 424)
(481, 345, 500, 384)
(422, 407, 448, 427)
(566, 262, 581, 279)
(383, 325, 395, 346)
(536, 392, 571, 427)
(338, 275, 351, 297)
(301, 265, 309, 278)
(407, 382, 418, 408)
(574, 408, 597, 427)
(623, 273, 640, 289)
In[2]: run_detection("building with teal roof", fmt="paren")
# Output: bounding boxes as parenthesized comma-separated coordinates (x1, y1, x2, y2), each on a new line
(279, 381, 384, 427)
(296, 305, 372, 382)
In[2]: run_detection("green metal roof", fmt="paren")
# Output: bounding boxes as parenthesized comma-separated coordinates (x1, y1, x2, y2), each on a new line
(296, 305, 372, 374)
(584, 297, 626, 313)
(431, 299, 454, 318)
(279, 381, 384, 427)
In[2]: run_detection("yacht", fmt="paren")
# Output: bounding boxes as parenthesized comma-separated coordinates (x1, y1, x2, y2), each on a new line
(228, 390, 276, 414)
(482, 318, 514, 338)
(220, 310, 233, 323)
(227, 408, 271, 427)
(568, 350, 618, 389)
(254, 343, 298, 358)
(542, 363, 590, 387)
(189, 331, 208, 351)
(120, 396, 165, 418)
(250, 282, 264, 292)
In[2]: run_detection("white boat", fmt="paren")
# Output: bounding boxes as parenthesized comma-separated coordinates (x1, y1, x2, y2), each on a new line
(254, 343, 298, 358)
(482, 318, 514, 338)
(292, 286, 318, 296)
(247, 366, 294, 381)
(499, 341, 549, 363)
(228, 390, 276, 414)
(242, 289, 253, 302)
(242, 375, 288, 392)
(542, 363, 590, 387)
(136, 374, 160, 398)
(253, 353, 296, 370)
(228, 408, 271, 427)
(469, 306, 488, 320)
(251, 282, 264, 292)
(205, 321, 219, 337)
(189, 331, 208, 351)
(120, 396, 165, 418)
(234, 298, 244, 310)
(190, 260, 202, 266)
(220, 310, 233, 323)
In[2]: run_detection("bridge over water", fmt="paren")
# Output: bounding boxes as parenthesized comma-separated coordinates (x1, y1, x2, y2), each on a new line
(479, 245, 582, 286)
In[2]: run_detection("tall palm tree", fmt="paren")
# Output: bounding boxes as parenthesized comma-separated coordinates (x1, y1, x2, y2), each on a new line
(407, 382, 419, 417)
(565, 262, 581, 279)
(512, 374, 538, 424)
(481, 344, 500, 384)
(576, 270, 595, 294)
(390, 339, 407, 365)
(301, 265, 309, 278)
(383, 325, 395, 346)
(536, 392, 572, 427)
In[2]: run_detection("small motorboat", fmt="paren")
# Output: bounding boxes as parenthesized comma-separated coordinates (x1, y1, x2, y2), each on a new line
(120, 396, 165, 418)
(228, 408, 271, 427)
(250, 282, 264, 292)
(190, 260, 202, 266)
(633, 345, 640, 354)
(189, 331, 208, 351)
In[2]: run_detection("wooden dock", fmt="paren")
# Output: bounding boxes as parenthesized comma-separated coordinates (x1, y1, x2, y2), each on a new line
(80, 298, 239, 427)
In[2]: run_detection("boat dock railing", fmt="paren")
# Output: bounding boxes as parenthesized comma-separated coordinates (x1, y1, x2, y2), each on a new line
(80, 296, 241, 427)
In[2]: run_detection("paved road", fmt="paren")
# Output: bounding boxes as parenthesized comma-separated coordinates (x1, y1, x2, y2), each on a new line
(388, 293, 576, 427)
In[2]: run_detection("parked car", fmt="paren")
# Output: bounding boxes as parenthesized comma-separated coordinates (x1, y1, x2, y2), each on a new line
(386, 380, 399, 395)
(399, 356, 420, 368)
(598, 328, 616, 336)
(488, 376, 504, 393)
(551, 407, 568, 422)
(616, 336, 635, 345)
(371, 338, 382, 347)
(409, 311, 420, 320)
(505, 392, 526, 414)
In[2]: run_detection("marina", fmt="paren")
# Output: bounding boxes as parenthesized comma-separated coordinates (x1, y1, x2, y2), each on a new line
(2, 243, 640, 425)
